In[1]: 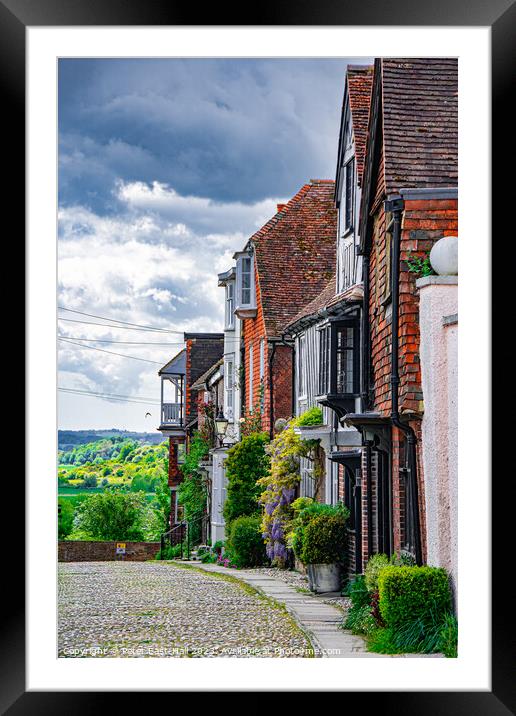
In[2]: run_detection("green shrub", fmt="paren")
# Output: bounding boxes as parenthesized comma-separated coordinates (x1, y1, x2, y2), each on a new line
(344, 574, 370, 607)
(155, 543, 183, 560)
(223, 433, 270, 527)
(200, 551, 217, 564)
(301, 511, 348, 565)
(364, 553, 390, 592)
(212, 540, 225, 554)
(291, 502, 348, 565)
(291, 497, 314, 514)
(58, 498, 75, 539)
(378, 566, 452, 629)
(294, 407, 323, 426)
(390, 550, 417, 567)
(228, 515, 267, 568)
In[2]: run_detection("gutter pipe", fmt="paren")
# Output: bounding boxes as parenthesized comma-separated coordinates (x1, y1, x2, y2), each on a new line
(386, 196, 423, 566)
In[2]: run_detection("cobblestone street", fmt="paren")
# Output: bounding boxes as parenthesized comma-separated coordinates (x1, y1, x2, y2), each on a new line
(58, 562, 312, 658)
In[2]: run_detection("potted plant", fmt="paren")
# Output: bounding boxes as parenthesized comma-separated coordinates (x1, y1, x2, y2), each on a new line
(292, 503, 348, 593)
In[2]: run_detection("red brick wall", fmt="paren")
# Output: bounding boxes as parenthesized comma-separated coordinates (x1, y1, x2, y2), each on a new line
(168, 437, 183, 487)
(271, 344, 293, 425)
(58, 541, 160, 562)
(367, 195, 458, 565)
(242, 266, 270, 431)
(185, 339, 193, 424)
(241, 265, 294, 434)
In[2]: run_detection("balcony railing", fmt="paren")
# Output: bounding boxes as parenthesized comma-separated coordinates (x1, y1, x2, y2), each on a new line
(161, 402, 184, 426)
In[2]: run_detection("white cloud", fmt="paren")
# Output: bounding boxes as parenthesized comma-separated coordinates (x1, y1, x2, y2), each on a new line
(58, 184, 284, 426)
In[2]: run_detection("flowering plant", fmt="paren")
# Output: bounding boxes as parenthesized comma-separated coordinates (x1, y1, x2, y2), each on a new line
(257, 412, 323, 567)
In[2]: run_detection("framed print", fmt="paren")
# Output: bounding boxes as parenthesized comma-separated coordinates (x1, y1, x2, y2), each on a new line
(3, 0, 509, 710)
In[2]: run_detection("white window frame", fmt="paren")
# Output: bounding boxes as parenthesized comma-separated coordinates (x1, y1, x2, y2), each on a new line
(225, 281, 235, 329)
(248, 343, 254, 412)
(259, 339, 265, 381)
(236, 252, 255, 310)
(224, 356, 234, 421)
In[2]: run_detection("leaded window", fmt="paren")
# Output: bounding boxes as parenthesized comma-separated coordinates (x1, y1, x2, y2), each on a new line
(318, 318, 360, 397)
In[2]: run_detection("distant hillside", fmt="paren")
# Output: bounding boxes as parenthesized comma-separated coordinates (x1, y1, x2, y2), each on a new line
(58, 429, 165, 451)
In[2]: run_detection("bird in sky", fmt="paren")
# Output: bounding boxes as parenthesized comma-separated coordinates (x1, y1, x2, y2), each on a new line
(145, 412, 152, 418)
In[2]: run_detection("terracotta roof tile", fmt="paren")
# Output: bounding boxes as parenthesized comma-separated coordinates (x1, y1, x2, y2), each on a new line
(347, 65, 374, 183)
(250, 180, 337, 337)
(380, 58, 458, 192)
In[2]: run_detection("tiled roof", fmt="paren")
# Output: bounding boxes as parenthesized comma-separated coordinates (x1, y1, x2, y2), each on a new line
(347, 65, 374, 184)
(284, 277, 364, 334)
(287, 277, 336, 328)
(381, 58, 458, 192)
(250, 180, 337, 337)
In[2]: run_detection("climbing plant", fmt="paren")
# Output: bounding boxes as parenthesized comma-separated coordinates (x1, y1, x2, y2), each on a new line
(258, 408, 324, 566)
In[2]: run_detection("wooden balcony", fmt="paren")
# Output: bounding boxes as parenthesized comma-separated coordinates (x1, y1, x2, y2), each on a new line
(161, 402, 183, 426)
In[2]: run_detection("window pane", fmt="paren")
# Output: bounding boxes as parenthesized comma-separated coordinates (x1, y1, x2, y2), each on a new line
(336, 326, 354, 394)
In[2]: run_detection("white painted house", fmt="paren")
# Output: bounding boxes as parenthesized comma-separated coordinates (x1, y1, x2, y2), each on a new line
(208, 266, 243, 544)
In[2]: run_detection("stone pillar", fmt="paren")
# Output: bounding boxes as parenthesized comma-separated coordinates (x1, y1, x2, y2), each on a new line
(416, 275, 458, 601)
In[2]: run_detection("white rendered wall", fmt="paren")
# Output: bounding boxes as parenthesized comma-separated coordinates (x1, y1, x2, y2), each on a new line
(210, 449, 228, 544)
(417, 276, 458, 600)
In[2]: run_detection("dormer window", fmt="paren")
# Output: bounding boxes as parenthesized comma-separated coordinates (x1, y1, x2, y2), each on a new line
(234, 250, 257, 319)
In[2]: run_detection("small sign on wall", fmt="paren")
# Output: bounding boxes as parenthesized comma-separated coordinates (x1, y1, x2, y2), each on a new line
(116, 543, 126, 555)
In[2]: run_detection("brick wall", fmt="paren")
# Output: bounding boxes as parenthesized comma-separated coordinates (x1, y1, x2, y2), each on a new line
(242, 268, 270, 431)
(241, 264, 294, 435)
(367, 195, 457, 565)
(58, 541, 160, 562)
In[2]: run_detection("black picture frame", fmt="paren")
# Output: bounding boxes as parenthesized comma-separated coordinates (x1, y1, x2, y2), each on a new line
(5, 0, 508, 711)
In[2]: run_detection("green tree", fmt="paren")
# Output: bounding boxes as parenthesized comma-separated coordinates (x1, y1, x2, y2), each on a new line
(72, 490, 148, 541)
(58, 498, 75, 539)
(151, 465, 171, 536)
(178, 433, 210, 525)
(223, 432, 270, 527)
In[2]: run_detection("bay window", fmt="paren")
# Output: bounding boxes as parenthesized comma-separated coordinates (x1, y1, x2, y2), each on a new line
(317, 316, 360, 416)
(234, 250, 256, 318)
(225, 281, 235, 329)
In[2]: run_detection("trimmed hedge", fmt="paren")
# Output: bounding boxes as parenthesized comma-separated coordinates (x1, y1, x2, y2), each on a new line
(228, 515, 267, 568)
(301, 512, 347, 565)
(378, 566, 452, 628)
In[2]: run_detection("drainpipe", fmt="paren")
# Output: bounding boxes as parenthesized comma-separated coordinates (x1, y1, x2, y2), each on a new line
(268, 341, 278, 439)
(365, 439, 374, 560)
(385, 196, 423, 566)
(361, 253, 371, 411)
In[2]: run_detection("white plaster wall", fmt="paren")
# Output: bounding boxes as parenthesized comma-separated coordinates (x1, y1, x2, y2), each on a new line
(210, 450, 228, 544)
(417, 277, 458, 599)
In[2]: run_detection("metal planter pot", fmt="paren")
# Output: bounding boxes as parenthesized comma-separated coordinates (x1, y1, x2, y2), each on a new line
(307, 563, 341, 593)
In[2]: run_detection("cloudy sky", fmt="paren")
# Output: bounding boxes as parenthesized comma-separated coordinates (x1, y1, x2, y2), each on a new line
(58, 58, 360, 431)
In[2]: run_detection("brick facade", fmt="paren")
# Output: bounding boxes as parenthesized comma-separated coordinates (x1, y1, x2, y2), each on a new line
(240, 181, 338, 437)
(365, 196, 457, 566)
